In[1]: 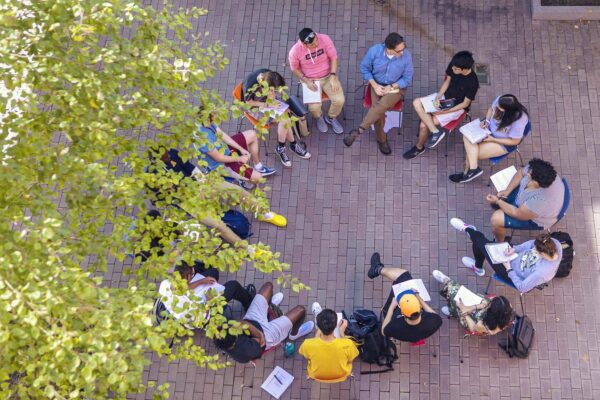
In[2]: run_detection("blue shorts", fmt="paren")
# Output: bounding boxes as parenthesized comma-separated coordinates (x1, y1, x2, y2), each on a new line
(502, 187, 543, 230)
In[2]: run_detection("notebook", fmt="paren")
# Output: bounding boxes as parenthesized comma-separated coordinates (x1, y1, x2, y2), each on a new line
(262, 99, 289, 117)
(490, 165, 518, 192)
(460, 118, 491, 144)
(392, 279, 431, 302)
(453, 286, 484, 307)
(261, 366, 294, 399)
(301, 80, 321, 104)
(420, 93, 439, 113)
(333, 312, 344, 338)
(190, 273, 225, 302)
(484, 242, 519, 264)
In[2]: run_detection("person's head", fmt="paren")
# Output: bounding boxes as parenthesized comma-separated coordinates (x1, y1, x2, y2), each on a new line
(396, 290, 421, 321)
(528, 158, 557, 188)
(384, 32, 405, 57)
(214, 330, 237, 351)
(299, 28, 318, 48)
(316, 309, 338, 336)
(493, 94, 529, 130)
(197, 103, 214, 125)
(450, 51, 475, 74)
(482, 296, 514, 331)
(173, 261, 194, 282)
(534, 232, 558, 258)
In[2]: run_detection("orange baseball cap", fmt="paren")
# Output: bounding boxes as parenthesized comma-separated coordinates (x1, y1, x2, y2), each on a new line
(396, 290, 421, 319)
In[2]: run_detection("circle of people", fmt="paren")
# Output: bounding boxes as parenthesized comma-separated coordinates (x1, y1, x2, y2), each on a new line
(156, 28, 567, 383)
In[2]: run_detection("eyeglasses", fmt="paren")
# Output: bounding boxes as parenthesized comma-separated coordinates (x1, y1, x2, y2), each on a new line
(303, 32, 316, 44)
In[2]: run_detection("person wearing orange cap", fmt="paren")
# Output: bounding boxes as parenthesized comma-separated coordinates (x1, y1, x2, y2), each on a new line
(368, 252, 442, 343)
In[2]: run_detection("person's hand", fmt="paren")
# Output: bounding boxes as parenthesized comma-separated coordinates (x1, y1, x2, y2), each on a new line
(480, 119, 490, 129)
(258, 332, 266, 347)
(504, 247, 516, 256)
(240, 149, 251, 157)
(433, 98, 441, 108)
(329, 75, 340, 93)
(497, 189, 510, 199)
(486, 194, 499, 204)
(339, 319, 348, 335)
(306, 80, 318, 92)
(390, 297, 398, 309)
(373, 83, 386, 97)
(456, 298, 468, 312)
(199, 277, 217, 285)
(481, 135, 494, 142)
(238, 153, 250, 164)
(503, 261, 512, 270)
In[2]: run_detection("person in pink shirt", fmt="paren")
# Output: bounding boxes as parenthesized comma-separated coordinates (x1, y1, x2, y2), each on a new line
(288, 28, 345, 135)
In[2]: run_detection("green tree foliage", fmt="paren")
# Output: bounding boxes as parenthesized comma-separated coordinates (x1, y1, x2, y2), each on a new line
(0, 0, 306, 398)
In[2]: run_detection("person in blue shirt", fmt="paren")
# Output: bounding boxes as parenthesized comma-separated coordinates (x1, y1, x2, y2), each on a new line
(343, 33, 413, 155)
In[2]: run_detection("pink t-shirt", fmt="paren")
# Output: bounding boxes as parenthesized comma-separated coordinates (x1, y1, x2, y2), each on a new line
(288, 33, 338, 79)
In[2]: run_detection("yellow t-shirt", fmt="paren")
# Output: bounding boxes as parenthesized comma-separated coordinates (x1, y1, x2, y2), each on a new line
(299, 337, 359, 382)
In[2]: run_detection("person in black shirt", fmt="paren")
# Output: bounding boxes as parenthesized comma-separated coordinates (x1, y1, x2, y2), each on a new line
(367, 252, 442, 343)
(403, 51, 479, 159)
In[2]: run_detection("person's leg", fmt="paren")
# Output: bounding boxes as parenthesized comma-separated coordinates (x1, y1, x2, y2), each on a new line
(320, 76, 345, 118)
(488, 262, 512, 282)
(285, 305, 307, 335)
(257, 281, 274, 304)
(416, 115, 441, 149)
(199, 216, 243, 247)
(360, 90, 403, 131)
(223, 280, 252, 309)
(465, 228, 496, 269)
(412, 97, 438, 133)
(374, 114, 387, 144)
(239, 129, 260, 164)
(380, 267, 408, 282)
(475, 142, 508, 165)
(490, 210, 508, 242)
(463, 136, 481, 170)
(277, 120, 294, 144)
(307, 102, 322, 119)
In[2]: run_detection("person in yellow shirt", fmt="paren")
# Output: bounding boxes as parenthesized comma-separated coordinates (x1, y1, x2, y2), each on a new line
(299, 305, 359, 382)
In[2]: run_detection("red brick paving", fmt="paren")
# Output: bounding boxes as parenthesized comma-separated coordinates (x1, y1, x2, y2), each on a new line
(125, 0, 600, 398)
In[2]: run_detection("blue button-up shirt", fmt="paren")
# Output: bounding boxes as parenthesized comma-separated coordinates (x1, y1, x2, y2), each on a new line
(360, 43, 414, 89)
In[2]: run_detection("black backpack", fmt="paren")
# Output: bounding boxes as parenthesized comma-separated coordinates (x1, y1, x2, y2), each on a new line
(221, 210, 252, 239)
(498, 314, 535, 358)
(551, 231, 574, 278)
(344, 309, 378, 340)
(358, 323, 398, 373)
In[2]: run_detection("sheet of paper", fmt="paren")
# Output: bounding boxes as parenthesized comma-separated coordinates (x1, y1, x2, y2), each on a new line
(301, 80, 321, 104)
(262, 99, 289, 117)
(190, 273, 225, 302)
(261, 366, 294, 399)
(392, 279, 431, 302)
(370, 110, 401, 133)
(453, 286, 484, 307)
(490, 165, 518, 192)
(460, 118, 491, 144)
(333, 312, 344, 338)
(485, 242, 519, 264)
(420, 93, 439, 113)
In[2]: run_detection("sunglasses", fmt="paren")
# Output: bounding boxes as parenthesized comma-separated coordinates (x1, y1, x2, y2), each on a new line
(303, 32, 316, 44)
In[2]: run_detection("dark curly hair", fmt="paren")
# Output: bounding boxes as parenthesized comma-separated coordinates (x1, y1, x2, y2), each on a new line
(482, 296, 514, 331)
(528, 158, 557, 188)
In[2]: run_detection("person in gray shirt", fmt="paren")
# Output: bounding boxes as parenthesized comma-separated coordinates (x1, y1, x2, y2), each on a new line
(486, 158, 565, 242)
(450, 218, 563, 293)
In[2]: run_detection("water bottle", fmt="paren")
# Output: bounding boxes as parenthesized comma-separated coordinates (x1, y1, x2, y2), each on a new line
(283, 342, 295, 357)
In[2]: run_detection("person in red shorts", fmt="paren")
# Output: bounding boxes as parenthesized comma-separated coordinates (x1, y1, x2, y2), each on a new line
(195, 106, 276, 186)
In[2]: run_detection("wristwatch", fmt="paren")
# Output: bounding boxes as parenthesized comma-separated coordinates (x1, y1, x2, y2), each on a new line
(506, 268, 513, 273)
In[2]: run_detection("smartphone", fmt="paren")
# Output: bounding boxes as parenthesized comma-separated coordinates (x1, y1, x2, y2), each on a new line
(438, 98, 456, 110)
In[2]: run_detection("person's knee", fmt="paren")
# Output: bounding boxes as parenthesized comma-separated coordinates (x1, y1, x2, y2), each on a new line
(249, 171, 262, 183)
(491, 210, 505, 228)
(412, 98, 421, 109)
(307, 105, 322, 118)
(259, 281, 273, 293)
(243, 129, 257, 143)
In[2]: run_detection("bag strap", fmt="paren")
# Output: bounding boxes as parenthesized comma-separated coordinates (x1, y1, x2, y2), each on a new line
(360, 366, 394, 375)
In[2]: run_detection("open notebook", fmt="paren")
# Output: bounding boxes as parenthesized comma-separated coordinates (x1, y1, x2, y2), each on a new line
(490, 165, 518, 192)
(261, 366, 294, 399)
(419, 93, 439, 113)
(392, 279, 431, 302)
(460, 118, 491, 144)
(485, 242, 519, 264)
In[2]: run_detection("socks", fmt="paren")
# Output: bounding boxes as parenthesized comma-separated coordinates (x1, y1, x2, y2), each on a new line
(262, 212, 274, 219)
(254, 162, 263, 170)
(374, 264, 384, 276)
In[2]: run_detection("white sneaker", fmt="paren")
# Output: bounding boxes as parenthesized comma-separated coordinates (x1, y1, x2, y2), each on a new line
(311, 302, 322, 318)
(462, 256, 485, 277)
(271, 292, 284, 306)
(450, 217, 476, 232)
(432, 269, 449, 284)
(289, 321, 315, 340)
(441, 306, 451, 317)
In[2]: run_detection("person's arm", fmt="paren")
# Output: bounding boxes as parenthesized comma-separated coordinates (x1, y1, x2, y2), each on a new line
(506, 265, 546, 293)
(246, 98, 267, 108)
(496, 168, 524, 198)
(338, 319, 348, 338)
(497, 199, 538, 221)
(394, 51, 413, 89)
(415, 293, 436, 314)
(360, 46, 376, 82)
(512, 240, 533, 253)
(483, 136, 521, 146)
(188, 276, 217, 290)
(242, 320, 266, 347)
(216, 127, 249, 155)
(435, 97, 472, 115)
(435, 76, 451, 102)
(381, 298, 397, 335)
(329, 58, 341, 93)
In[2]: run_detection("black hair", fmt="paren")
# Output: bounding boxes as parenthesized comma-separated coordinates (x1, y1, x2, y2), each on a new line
(407, 311, 421, 321)
(299, 28, 315, 43)
(495, 94, 529, 131)
(146, 210, 162, 219)
(263, 70, 286, 89)
(214, 332, 236, 351)
(528, 158, 557, 188)
(482, 296, 514, 331)
(450, 50, 475, 70)
(316, 309, 337, 335)
(384, 32, 404, 50)
(174, 261, 194, 279)
(534, 232, 558, 257)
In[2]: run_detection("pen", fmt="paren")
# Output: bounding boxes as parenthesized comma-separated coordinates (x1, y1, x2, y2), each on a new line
(274, 374, 283, 385)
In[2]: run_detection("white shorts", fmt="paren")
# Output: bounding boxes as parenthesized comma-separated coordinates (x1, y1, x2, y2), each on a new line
(243, 294, 292, 349)
(436, 109, 465, 127)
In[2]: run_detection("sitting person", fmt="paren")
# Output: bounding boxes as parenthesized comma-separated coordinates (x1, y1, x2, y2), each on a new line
(195, 104, 276, 185)
(299, 304, 359, 382)
(214, 282, 314, 363)
(367, 252, 442, 343)
(344, 32, 413, 155)
(450, 94, 530, 183)
(243, 69, 311, 168)
(431, 270, 514, 335)
(486, 158, 565, 242)
(450, 217, 563, 293)
(158, 262, 255, 326)
(403, 50, 479, 159)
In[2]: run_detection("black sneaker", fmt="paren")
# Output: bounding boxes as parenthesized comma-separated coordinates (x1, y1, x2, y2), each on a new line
(449, 172, 465, 183)
(426, 127, 447, 149)
(457, 167, 483, 183)
(289, 142, 311, 159)
(368, 252, 384, 279)
(402, 145, 425, 160)
(276, 145, 292, 167)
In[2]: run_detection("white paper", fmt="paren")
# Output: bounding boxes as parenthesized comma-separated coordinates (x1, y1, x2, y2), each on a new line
(453, 286, 484, 307)
(420, 93, 439, 113)
(460, 118, 491, 144)
(262, 99, 289, 117)
(301, 80, 321, 104)
(485, 242, 519, 264)
(190, 273, 225, 302)
(392, 279, 431, 302)
(261, 366, 294, 399)
(490, 165, 518, 192)
(370, 110, 401, 133)
(333, 312, 344, 338)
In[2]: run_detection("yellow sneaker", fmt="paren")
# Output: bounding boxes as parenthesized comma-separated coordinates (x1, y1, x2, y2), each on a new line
(258, 213, 287, 228)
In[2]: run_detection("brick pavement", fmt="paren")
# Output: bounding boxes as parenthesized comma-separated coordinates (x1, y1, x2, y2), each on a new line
(126, 0, 600, 398)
